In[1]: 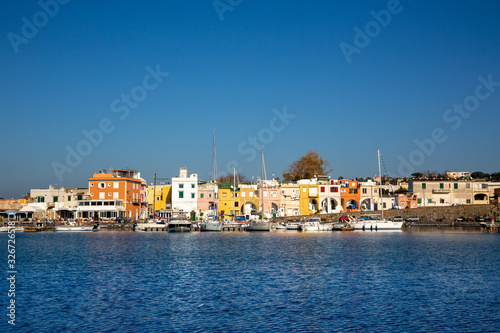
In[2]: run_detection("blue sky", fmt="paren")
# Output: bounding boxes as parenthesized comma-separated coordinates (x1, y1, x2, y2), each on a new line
(1, 0, 500, 198)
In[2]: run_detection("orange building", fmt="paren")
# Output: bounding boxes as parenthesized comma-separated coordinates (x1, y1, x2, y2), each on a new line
(89, 169, 143, 220)
(340, 180, 360, 212)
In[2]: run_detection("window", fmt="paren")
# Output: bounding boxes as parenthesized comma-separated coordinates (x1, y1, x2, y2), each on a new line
(440, 183, 444, 189)
(108, 183, 111, 187)
(113, 182, 119, 189)
(362, 188, 367, 194)
(454, 183, 458, 189)
(191, 193, 195, 199)
(466, 199, 471, 204)
(209, 193, 212, 198)
(235, 202, 239, 207)
(417, 198, 422, 204)
(440, 199, 444, 203)
(99, 193, 105, 199)
(428, 199, 432, 203)
(108, 193, 111, 197)
(53, 196, 58, 202)
(113, 193, 118, 199)
(191, 184, 195, 188)
(67, 196, 71, 201)
(466, 183, 470, 189)
(249, 192, 254, 197)
(179, 191, 184, 199)
(242, 192, 245, 197)
(98, 183, 106, 189)
(303, 188, 306, 193)
(37, 197, 44, 203)
(333, 187, 338, 193)
(422, 183, 426, 189)
(77, 195, 82, 200)
(200, 193, 204, 198)
(223, 192, 226, 197)
(91, 193, 94, 197)
(179, 184, 184, 189)
(320, 187, 325, 193)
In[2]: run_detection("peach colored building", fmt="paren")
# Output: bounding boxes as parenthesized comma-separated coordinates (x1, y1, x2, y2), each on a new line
(89, 169, 143, 220)
(197, 182, 219, 220)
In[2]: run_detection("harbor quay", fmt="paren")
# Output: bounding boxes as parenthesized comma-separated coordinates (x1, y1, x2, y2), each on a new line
(1, 167, 499, 230)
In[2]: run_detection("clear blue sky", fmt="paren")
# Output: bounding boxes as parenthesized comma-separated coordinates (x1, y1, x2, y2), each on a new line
(1, 0, 499, 198)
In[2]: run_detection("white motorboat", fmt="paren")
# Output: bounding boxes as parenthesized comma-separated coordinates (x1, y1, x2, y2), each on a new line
(299, 218, 332, 231)
(200, 220, 222, 232)
(168, 216, 192, 232)
(246, 220, 272, 231)
(54, 225, 96, 232)
(285, 222, 301, 230)
(351, 219, 403, 231)
(0, 226, 24, 232)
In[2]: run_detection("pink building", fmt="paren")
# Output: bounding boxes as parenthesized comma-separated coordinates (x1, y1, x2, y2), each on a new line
(197, 183, 218, 220)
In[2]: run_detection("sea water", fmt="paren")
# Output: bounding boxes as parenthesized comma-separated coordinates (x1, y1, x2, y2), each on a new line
(1, 231, 499, 332)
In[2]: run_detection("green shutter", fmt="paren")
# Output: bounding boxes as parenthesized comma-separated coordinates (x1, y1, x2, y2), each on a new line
(422, 183, 426, 189)
(454, 183, 458, 189)
(440, 183, 444, 189)
(179, 191, 183, 199)
(200, 193, 204, 198)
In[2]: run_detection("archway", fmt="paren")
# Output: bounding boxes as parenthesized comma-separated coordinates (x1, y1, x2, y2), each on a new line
(346, 199, 358, 210)
(360, 198, 371, 211)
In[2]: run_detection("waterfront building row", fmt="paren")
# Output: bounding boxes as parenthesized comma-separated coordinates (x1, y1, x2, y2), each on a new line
(2, 168, 500, 221)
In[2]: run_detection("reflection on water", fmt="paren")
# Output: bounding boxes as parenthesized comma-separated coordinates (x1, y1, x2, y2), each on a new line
(2, 232, 499, 332)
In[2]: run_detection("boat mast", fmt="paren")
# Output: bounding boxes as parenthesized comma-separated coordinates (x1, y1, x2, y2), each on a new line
(260, 149, 264, 218)
(233, 167, 236, 222)
(378, 149, 383, 220)
(213, 130, 218, 220)
(153, 172, 156, 220)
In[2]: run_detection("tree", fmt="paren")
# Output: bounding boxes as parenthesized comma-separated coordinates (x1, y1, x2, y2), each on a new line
(283, 150, 332, 181)
(411, 172, 423, 179)
(471, 171, 489, 180)
(216, 172, 248, 184)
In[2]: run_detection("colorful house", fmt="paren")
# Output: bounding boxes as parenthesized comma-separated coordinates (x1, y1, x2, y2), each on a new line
(340, 180, 360, 212)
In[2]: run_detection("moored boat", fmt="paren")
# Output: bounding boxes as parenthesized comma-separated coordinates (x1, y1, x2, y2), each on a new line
(54, 225, 97, 232)
(168, 216, 192, 232)
(299, 218, 332, 231)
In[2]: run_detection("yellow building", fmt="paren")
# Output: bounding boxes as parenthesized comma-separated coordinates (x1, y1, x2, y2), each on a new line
(299, 183, 319, 215)
(147, 185, 172, 214)
(218, 187, 239, 218)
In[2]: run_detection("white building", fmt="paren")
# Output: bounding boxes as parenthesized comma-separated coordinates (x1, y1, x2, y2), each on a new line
(171, 167, 198, 217)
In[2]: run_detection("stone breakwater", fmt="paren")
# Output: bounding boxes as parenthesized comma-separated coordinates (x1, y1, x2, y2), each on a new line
(285, 204, 500, 224)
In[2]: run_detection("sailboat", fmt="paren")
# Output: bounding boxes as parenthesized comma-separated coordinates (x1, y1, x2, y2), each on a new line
(352, 149, 404, 231)
(200, 131, 223, 232)
(246, 149, 272, 232)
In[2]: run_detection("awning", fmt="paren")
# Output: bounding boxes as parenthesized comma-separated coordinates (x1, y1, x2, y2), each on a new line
(53, 207, 77, 211)
(76, 206, 125, 212)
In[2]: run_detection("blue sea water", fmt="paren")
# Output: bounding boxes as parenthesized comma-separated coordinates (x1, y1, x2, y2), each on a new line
(1, 231, 500, 332)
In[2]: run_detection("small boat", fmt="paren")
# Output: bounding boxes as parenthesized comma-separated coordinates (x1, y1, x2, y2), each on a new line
(23, 227, 40, 232)
(200, 219, 222, 232)
(0, 226, 24, 232)
(168, 216, 192, 232)
(246, 220, 272, 231)
(54, 225, 97, 232)
(285, 222, 301, 230)
(299, 218, 332, 231)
